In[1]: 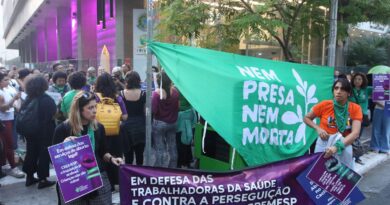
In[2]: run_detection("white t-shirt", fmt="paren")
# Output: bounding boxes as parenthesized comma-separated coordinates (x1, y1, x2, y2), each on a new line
(0, 88, 15, 121)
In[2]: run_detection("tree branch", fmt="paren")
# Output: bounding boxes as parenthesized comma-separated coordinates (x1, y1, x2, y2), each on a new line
(240, 0, 255, 13)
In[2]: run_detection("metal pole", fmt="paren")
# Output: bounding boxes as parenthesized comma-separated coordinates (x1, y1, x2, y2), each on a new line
(327, 0, 338, 67)
(144, 0, 154, 166)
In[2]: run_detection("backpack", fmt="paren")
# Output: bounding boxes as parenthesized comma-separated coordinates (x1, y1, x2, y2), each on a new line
(95, 93, 122, 136)
(16, 97, 40, 136)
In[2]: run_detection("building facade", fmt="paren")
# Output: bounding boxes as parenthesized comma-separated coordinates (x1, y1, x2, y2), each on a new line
(2, 0, 146, 75)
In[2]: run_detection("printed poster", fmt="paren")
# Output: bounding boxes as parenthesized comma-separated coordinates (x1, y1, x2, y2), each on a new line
(306, 154, 362, 202)
(48, 136, 103, 203)
(372, 74, 390, 101)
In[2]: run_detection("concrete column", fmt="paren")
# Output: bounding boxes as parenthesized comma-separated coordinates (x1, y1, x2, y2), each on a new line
(57, 7, 72, 60)
(45, 18, 58, 62)
(25, 36, 31, 63)
(115, 0, 144, 66)
(19, 41, 25, 63)
(77, 0, 97, 70)
(36, 26, 46, 62)
(30, 31, 37, 63)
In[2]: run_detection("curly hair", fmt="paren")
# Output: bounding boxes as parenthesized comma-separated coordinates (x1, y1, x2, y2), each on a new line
(351, 72, 368, 89)
(52, 71, 67, 83)
(68, 71, 86, 89)
(25, 74, 49, 98)
(95, 72, 117, 99)
(125, 71, 141, 89)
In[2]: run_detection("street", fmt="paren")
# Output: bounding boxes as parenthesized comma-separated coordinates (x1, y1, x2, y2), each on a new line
(358, 158, 390, 204)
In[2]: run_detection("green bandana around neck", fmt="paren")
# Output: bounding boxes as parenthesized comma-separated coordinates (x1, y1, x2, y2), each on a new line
(333, 99, 349, 133)
(77, 125, 95, 150)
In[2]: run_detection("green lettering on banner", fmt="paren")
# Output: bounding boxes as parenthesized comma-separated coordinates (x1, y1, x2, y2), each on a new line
(149, 42, 333, 166)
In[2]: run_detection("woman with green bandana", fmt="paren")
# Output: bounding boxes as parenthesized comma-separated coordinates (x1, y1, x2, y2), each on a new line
(48, 71, 70, 97)
(348, 72, 371, 164)
(304, 78, 363, 169)
(53, 91, 123, 204)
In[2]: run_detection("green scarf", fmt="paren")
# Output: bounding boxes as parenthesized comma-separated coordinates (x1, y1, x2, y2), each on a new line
(333, 99, 349, 133)
(352, 88, 364, 104)
(77, 125, 95, 150)
(53, 85, 65, 94)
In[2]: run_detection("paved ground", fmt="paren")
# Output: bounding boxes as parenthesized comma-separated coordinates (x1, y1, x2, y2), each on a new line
(358, 158, 390, 204)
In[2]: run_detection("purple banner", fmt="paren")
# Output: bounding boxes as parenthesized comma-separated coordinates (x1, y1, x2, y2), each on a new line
(119, 154, 321, 205)
(372, 74, 390, 101)
(48, 135, 103, 203)
(306, 154, 362, 201)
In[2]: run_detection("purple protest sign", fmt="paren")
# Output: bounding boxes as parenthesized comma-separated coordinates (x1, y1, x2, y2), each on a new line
(306, 154, 362, 202)
(372, 74, 390, 101)
(297, 157, 365, 205)
(119, 154, 321, 205)
(48, 135, 103, 203)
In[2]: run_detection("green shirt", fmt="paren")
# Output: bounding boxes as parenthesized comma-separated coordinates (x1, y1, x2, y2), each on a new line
(348, 87, 372, 115)
(60, 90, 78, 117)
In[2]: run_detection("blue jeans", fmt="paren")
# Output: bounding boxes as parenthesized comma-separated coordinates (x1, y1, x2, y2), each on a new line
(370, 108, 390, 152)
(152, 120, 177, 168)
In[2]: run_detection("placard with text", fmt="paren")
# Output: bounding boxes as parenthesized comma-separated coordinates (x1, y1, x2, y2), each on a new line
(48, 135, 103, 203)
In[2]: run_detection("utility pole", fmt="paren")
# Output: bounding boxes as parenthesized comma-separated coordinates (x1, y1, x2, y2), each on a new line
(327, 0, 338, 67)
(144, 0, 154, 166)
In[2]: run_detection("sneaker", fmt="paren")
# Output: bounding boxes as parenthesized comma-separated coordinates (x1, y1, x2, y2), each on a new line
(8, 167, 25, 178)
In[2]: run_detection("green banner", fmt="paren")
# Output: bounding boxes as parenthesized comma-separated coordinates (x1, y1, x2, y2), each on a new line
(149, 42, 333, 166)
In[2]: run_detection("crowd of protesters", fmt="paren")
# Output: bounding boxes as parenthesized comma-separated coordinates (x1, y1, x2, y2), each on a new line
(0, 63, 389, 204)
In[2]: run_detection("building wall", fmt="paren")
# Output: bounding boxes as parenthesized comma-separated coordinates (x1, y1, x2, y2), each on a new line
(3, 0, 45, 49)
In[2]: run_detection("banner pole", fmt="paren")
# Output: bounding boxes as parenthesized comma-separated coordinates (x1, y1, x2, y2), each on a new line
(144, 0, 154, 166)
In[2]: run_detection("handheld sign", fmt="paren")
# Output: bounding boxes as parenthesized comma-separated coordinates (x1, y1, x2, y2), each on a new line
(306, 154, 362, 202)
(48, 135, 103, 203)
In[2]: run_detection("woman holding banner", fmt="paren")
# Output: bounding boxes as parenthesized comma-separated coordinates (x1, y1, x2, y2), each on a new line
(304, 78, 362, 169)
(53, 91, 124, 204)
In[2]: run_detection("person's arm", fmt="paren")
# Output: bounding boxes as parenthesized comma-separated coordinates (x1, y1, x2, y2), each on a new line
(117, 96, 128, 121)
(303, 111, 329, 140)
(0, 92, 20, 112)
(97, 124, 123, 166)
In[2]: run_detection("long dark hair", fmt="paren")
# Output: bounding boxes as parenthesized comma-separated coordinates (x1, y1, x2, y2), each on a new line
(95, 72, 117, 99)
(125, 71, 141, 89)
(157, 71, 172, 98)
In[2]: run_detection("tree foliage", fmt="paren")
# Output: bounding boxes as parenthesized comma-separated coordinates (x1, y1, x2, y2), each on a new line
(156, 0, 390, 61)
(347, 37, 390, 67)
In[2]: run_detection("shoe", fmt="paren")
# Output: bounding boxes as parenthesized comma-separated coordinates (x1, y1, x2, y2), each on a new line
(25, 176, 39, 187)
(8, 167, 25, 178)
(37, 179, 55, 189)
(355, 158, 364, 165)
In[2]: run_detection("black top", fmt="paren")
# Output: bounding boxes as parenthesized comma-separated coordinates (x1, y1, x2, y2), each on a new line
(121, 90, 146, 117)
(23, 94, 56, 143)
(52, 122, 109, 171)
